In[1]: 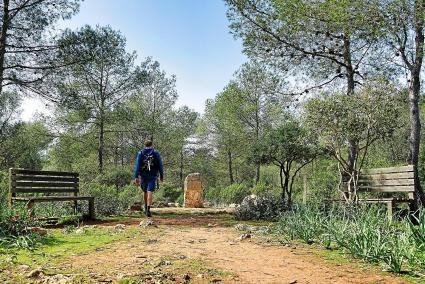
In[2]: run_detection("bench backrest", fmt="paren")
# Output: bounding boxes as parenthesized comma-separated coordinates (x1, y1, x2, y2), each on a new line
(9, 168, 79, 197)
(357, 165, 414, 197)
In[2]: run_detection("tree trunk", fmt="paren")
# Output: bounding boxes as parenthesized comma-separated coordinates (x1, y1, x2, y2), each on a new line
(343, 35, 355, 97)
(98, 116, 105, 174)
(283, 172, 290, 208)
(279, 165, 289, 207)
(279, 165, 285, 202)
(302, 174, 308, 205)
(343, 34, 359, 201)
(408, 76, 424, 206)
(97, 94, 105, 173)
(255, 96, 260, 184)
(0, 0, 10, 95)
(407, 0, 425, 207)
(120, 132, 124, 167)
(227, 148, 234, 184)
(113, 146, 118, 167)
(180, 148, 184, 190)
(255, 163, 260, 184)
(343, 35, 357, 172)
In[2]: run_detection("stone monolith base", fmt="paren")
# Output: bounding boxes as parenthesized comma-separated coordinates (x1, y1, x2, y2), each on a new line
(184, 173, 203, 208)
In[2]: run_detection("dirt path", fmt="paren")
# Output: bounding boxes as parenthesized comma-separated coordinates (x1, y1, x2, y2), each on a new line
(58, 213, 411, 284)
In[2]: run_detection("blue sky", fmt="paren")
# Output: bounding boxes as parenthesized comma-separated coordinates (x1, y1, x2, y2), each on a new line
(21, 0, 247, 120)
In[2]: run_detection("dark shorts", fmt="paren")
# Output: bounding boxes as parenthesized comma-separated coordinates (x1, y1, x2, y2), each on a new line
(140, 177, 157, 192)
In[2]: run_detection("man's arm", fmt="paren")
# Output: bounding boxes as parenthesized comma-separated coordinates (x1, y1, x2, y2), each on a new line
(156, 151, 164, 181)
(133, 151, 141, 184)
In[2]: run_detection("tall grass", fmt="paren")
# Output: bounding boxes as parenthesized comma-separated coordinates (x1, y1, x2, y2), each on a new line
(0, 172, 38, 248)
(0, 206, 39, 249)
(275, 204, 425, 274)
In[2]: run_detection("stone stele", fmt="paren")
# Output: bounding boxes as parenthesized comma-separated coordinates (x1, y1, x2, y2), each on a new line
(184, 173, 204, 208)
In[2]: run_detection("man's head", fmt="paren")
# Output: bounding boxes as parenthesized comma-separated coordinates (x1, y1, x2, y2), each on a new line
(144, 139, 153, 148)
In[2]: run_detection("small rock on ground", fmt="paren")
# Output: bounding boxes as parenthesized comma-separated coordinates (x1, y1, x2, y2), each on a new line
(139, 219, 155, 227)
(41, 274, 76, 284)
(238, 233, 252, 241)
(115, 224, 126, 230)
(17, 264, 30, 271)
(182, 273, 191, 281)
(27, 268, 43, 278)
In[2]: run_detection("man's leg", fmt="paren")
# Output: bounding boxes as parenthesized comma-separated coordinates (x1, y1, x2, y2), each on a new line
(146, 191, 152, 217)
(146, 179, 156, 217)
(147, 192, 153, 206)
(143, 191, 148, 214)
(141, 180, 148, 215)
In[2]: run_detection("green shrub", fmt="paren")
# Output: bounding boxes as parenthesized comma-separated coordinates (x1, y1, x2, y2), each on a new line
(96, 167, 133, 191)
(219, 183, 250, 204)
(0, 172, 40, 249)
(58, 214, 84, 225)
(343, 219, 387, 262)
(0, 207, 39, 249)
(277, 205, 325, 244)
(0, 171, 8, 209)
(176, 194, 184, 205)
(303, 159, 339, 203)
(272, 204, 423, 274)
(382, 232, 413, 273)
(205, 187, 221, 205)
(250, 182, 270, 196)
(81, 182, 140, 216)
(155, 183, 183, 203)
(409, 209, 425, 252)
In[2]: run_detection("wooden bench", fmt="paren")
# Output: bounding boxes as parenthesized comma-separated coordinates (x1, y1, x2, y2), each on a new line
(343, 165, 415, 219)
(9, 168, 95, 219)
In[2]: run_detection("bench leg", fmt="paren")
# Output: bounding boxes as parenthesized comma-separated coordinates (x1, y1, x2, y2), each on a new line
(73, 200, 78, 214)
(387, 201, 394, 222)
(88, 198, 95, 220)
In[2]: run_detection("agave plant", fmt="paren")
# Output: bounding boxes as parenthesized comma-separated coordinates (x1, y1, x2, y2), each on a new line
(409, 210, 425, 252)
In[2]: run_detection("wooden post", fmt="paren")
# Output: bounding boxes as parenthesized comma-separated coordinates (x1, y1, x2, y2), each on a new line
(302, 174, 308, 205)
(74, 174, 79, 214)
(88, 198, 95, 220)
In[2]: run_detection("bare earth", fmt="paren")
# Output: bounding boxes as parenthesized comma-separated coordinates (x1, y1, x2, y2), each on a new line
(56, 209, 412, 284)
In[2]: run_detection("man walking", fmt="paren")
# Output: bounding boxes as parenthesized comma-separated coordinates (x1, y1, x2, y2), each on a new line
(133, 140, 164, 217)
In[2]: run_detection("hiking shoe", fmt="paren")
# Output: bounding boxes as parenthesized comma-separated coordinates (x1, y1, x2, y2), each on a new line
(147, 210, 152, 218)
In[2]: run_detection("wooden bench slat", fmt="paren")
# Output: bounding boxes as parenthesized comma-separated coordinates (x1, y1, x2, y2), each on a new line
(13, 182, 78, 188)
(358, 179, 414, 186)
(12, 196, 93, 202)
(360, 172, 414, 180)
(358, 198, 413, 202)
(362, 165, 413, 174)
(12, 188, 78, 193)
(11, 169, 78, 177)
(358, 185, 414, 193)
(13, 176, 79, 182)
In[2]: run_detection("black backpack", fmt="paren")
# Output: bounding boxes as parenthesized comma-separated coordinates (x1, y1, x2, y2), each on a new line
(139, 150, 157, 173)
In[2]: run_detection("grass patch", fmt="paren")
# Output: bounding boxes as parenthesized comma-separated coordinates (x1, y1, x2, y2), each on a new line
(170, 258, 234, 278)
(0, 225, 161, 271)
(266, 204, 425, 282)
(117, 258, 235, 284)
(314, 243, 422, 283)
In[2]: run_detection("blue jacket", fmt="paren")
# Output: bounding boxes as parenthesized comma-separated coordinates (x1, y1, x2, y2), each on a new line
(133, 147, 164, 179)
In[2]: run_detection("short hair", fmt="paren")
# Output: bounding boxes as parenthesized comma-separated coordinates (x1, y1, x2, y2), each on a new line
(144, 139, 153, 148)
